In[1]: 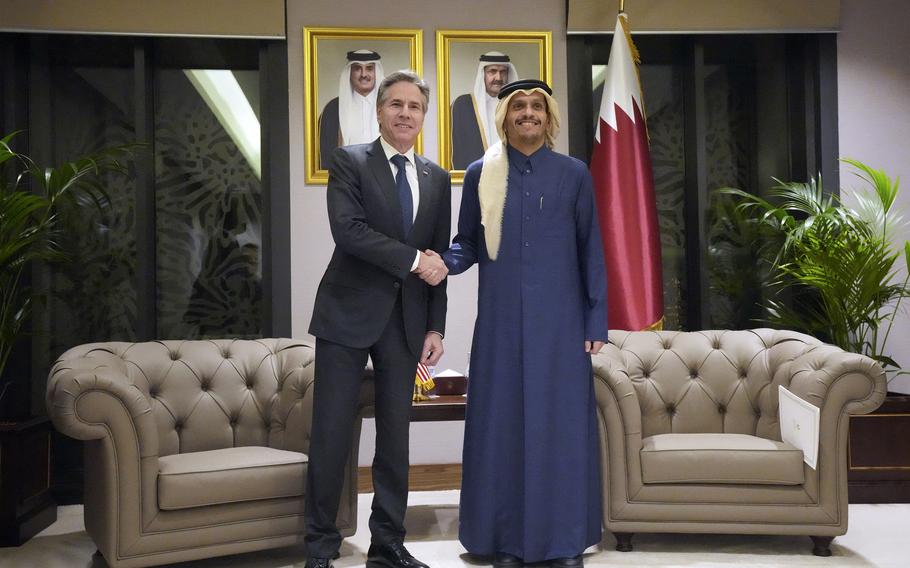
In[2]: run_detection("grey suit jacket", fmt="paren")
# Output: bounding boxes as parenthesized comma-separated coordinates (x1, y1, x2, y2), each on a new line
(309, 138, 451, 358)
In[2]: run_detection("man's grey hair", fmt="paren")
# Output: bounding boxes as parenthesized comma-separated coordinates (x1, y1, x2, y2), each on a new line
(377, 70, 430, 112)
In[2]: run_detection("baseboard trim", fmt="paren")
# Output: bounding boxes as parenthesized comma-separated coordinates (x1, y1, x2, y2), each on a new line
(358, 464, 462, 493)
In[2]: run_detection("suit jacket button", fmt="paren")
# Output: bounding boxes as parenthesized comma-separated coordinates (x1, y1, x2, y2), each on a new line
(393, 282, 401, 289)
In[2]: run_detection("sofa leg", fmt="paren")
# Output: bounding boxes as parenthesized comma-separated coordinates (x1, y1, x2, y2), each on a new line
(92, 549, 109, 567)
(613, 532, 634, 552)
(811, 536, 833, 557)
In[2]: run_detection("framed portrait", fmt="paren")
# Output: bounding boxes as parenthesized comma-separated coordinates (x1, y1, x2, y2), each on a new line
(303, 27, 423, 184)
(436, 30, 552, 183)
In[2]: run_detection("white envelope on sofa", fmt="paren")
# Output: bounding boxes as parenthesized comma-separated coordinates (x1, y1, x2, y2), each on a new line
(779, 385, 821, 469)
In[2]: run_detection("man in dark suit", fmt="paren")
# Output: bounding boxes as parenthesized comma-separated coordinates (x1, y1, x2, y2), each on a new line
(305, 70, 451, 568)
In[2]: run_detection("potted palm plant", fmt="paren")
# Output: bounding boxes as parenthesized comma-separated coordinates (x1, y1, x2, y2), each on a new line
(0, 131, 131, 419)
(722, 159, 910, 381)
(722, 159, 910, 503)
(1, 131, 134, 544)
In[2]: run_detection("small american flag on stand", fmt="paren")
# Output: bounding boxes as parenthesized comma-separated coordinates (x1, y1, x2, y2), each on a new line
(415, 362, 435, 390)
(413, 362, 435, 402)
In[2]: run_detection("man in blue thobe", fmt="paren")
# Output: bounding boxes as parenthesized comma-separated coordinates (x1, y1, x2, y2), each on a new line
(443, 79, 608, 568)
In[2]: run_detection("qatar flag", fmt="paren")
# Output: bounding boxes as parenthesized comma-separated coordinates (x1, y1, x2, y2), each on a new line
(590, 12, 663, 331)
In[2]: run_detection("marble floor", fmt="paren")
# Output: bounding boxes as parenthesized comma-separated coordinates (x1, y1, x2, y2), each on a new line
(0, 491, 906, 567)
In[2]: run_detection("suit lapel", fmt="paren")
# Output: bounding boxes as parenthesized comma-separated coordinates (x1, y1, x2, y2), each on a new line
(413, 155, 432, 238)
(366, 139, 404, 239)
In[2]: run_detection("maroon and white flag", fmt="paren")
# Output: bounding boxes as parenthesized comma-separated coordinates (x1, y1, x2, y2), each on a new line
(589, 12, 663, 331)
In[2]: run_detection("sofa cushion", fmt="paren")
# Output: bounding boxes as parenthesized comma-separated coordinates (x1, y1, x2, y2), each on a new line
(158, 446, 307, 510)
(640, 433, 804, 485)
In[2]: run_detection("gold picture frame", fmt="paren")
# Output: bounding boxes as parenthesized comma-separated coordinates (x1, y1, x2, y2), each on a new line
(303, 27, 423, 185)
(436, 29, 552, 184)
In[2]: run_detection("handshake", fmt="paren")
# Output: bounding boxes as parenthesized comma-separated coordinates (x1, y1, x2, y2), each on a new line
(415, 249, 448, 286)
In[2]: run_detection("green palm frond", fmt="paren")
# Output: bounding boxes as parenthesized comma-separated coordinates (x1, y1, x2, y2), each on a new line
(843, 158, 899, 213)
(842, 158, 905, 241)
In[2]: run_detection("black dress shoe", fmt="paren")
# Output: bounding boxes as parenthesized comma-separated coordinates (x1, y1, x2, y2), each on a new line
(550, 555, 583, 568)
(493, 552, 523, 567)
(305, 557, 333, 568)
(367, 542, 429, 568)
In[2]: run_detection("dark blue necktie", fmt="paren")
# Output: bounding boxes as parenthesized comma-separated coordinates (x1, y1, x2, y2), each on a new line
(390, 154, 413, 236)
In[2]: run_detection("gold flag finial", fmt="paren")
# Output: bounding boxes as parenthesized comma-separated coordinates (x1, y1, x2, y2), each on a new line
(619, 0, 625, 13)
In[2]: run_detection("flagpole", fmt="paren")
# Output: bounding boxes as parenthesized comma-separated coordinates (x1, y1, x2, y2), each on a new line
(619, 0, 625, 14)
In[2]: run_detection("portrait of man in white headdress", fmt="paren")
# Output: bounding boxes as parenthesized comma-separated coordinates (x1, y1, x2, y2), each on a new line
(450, 51, 518, 169)
(317, 49, 385, 169)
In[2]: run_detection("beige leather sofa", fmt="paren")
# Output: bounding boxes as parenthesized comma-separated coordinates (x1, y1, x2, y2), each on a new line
(594, 329, 886, 556)
(46, 339, 366, 568)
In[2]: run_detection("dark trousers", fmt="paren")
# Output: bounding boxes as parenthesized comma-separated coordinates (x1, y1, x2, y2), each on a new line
(304, 300, 418, 557)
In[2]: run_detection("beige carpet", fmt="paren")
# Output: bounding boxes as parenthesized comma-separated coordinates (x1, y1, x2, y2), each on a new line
(0, 491, 905, 567)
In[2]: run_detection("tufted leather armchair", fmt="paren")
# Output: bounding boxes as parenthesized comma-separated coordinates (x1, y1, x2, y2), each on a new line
(46, 339, 369, 568)
(594, 329, 886, 556)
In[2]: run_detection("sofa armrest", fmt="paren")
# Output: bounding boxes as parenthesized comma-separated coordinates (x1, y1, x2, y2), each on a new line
(265, 340, 362, 536)
(779, 343, 887, 417)
(765, 342, 886, 509)
(46, 354, 159, 457)
(593, 349, 642, 438)
(592, 347, 647, 507)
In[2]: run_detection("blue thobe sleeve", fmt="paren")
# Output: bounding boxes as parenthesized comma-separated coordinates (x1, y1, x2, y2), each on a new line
(575, 169, 609, 340)
(443, 163, 482, 275)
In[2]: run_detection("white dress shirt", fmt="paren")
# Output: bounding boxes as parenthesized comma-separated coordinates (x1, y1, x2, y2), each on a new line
(346, 93, 379, 145)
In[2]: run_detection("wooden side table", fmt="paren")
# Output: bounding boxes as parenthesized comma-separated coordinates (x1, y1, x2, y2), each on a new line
(0, 416, 57, 546)
(411, 395, 467, 421)
(848, 394, 910, 503)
